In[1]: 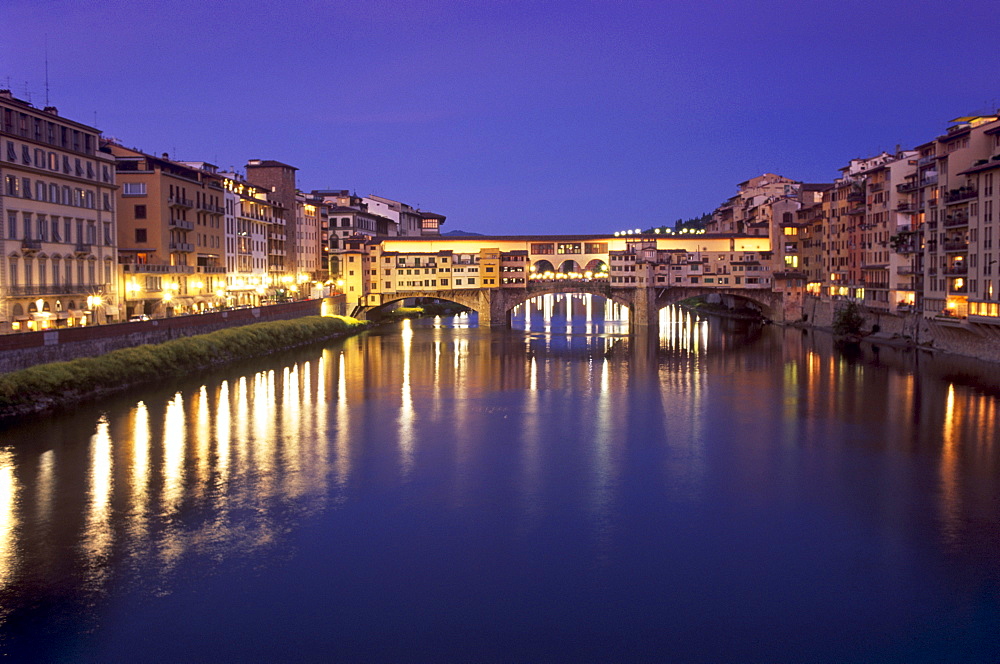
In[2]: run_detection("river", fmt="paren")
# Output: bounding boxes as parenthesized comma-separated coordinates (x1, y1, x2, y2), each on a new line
(1, 296, 1000, 662)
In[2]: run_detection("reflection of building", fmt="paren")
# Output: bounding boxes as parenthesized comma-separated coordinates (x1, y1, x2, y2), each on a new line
(1, 89, 119, 331)
(105, 143, 226, 317)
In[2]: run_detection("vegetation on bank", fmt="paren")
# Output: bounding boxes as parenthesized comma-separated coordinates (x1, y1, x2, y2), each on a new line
(0, 315, 368, 417)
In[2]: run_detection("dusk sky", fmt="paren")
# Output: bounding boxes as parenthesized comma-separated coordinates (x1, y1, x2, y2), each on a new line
(3, 0, 998, 235)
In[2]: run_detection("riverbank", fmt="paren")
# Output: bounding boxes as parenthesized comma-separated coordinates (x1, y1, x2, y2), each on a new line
(0, 315, 370, 419)
(796, 296, 1000, 365)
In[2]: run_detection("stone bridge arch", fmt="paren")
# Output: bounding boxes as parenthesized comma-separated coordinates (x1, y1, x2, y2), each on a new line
(653, 287, 781, 320)
(356, 285, 785, 328)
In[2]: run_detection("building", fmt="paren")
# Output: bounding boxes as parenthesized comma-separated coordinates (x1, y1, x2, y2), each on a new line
(245, 159, 299, 277)
(105, 143, 226, 317)
(220, 172, 278, 306)
(1, 89, 119, 331)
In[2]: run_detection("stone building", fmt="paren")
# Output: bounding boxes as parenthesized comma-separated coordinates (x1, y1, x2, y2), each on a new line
(0, 89, 119, 331)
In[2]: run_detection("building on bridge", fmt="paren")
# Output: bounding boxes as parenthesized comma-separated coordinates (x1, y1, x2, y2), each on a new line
(338, 234, 775, 325)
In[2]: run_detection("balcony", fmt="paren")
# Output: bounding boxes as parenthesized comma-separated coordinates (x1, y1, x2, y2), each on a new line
(944, 265, 968, 276)
(169, 218, 194, 231)
(944, 188, 977, 204)
(169, 241, 194, 252)
(868, 182, 884, 193)
(848, 206, 866, 216)
(169, 196, 194, 208)
(196, 265, 226, 274)
(943, 214, 969, 228)
(847, 190, 866, 202)
(897, 266, 918, 276)
(122, 263, 194, 274)
(896, 201, 918, 212)
(942, 240, 969, 252)
(21, 238, 42, 251)
(74, 243, 92, 255)
(917, 154, 937, 166)
(5, 284, 90, 296)
(897, 181, 919, 194)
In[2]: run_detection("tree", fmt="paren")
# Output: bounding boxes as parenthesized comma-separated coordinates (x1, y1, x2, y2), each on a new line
(832, 301, 865, 336)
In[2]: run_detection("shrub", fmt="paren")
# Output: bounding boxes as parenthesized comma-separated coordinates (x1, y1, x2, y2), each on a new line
(0, 315, 367, 413)
(832, 301, 865, 336)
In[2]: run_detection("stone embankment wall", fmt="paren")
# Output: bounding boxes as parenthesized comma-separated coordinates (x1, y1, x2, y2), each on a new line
(799, 296, 1000, 364)
(0, 298, 339, 373)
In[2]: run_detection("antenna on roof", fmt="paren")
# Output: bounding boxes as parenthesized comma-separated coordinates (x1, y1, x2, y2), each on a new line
(44, 34, 50, 107)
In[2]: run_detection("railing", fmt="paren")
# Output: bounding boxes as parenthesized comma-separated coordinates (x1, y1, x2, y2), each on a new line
(942, 240, 969, 252)
(74, 243, 92, 254)
(169, 241, 194, 252)
(917, 154, 937, 166)
(945, 188, 977, 204)
(21, 238, 42, 250)
(944, 265, 968, 276)
(943, 214, 969, 228)
(122, 263, 195, 274)
(5, 284, 92, 296)
(169, 218, 194, 231)
(169, 196, 194, 207)
(896, 266, 918, 276)
(196, 266, 226, 274)
(896, 202, 917, 212)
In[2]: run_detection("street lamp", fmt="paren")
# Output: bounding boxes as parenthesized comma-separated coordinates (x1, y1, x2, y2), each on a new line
(125, 281, 142, 319)
(86, 295, 102, 325)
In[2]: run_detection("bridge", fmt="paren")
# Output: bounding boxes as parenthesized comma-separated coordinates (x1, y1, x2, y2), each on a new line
(338, 233, 790, 330)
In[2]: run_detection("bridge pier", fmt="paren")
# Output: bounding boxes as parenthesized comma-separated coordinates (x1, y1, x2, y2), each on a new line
(628, 286, 660, 336)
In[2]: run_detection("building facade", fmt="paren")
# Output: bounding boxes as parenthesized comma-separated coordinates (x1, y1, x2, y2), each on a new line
(1, 90, 119, 331)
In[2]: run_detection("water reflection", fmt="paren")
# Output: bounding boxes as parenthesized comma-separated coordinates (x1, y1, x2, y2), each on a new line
(0, 448, 17, 598)
(1, 311, 1000, 659)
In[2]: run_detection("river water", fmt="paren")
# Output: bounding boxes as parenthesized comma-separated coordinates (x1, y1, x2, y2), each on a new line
(2, 296, 1000, 662)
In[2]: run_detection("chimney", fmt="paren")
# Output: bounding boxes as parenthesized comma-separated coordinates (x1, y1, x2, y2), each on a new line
(0, 89, 12, 99)
(43, 106, 58, 116)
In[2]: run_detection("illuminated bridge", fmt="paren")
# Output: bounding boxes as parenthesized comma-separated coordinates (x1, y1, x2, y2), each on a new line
(339, 234, 789, 328)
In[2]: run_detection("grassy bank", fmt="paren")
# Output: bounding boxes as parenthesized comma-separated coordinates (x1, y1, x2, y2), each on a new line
(0, 315, 368, 418)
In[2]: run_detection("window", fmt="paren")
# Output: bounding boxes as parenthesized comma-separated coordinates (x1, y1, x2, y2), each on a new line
(7, 211, 17, 239)
(21, 178, 31, 199)
(5, 175, 18, 196)
(135, 227, 147, 242)
(52, 216, 61, 242)
(123, 182, 146, 196)
(49, 183, 59, 201)
(35, 181, 46, 201)
(22, 145, 31, 164)
(5, 141, 15, 161)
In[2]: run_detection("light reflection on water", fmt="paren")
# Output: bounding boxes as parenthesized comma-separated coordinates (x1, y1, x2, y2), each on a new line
(1, 301, 1000, 660)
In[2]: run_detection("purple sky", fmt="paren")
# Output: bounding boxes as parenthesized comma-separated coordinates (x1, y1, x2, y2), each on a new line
(3, 0, 998, 235)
